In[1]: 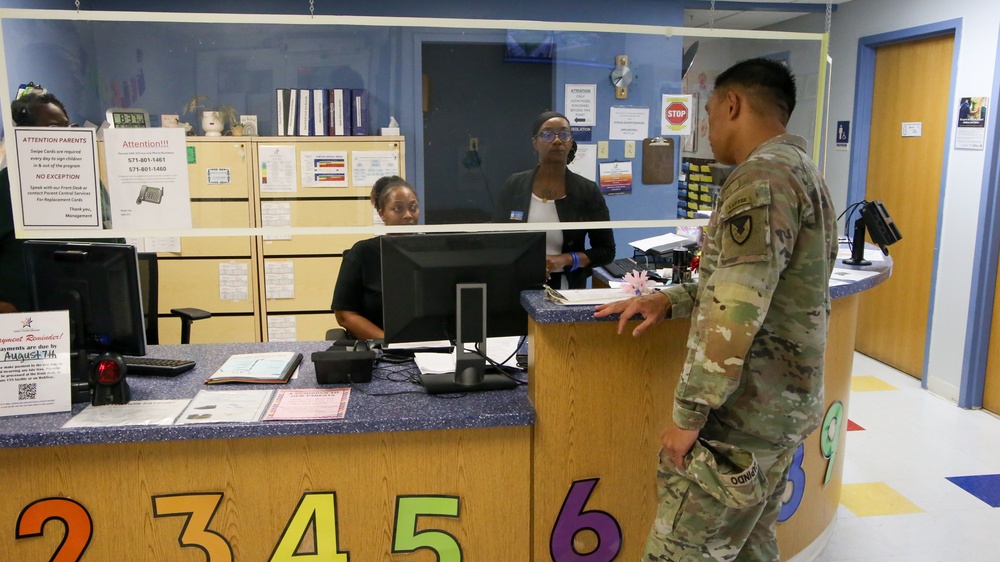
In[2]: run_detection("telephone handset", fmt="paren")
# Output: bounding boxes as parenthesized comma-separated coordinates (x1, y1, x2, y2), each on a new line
(136, 185, 164, 205)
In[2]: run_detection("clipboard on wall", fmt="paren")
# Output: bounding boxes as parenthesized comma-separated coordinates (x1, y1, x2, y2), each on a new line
(642, 137, 676, 185)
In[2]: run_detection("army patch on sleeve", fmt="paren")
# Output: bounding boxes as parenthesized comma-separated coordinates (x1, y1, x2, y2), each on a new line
(729, 215, 752, 245)
(718, 180, 771, 266)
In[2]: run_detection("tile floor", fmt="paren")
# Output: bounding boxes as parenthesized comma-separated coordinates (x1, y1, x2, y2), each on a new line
(813, 353, 1000, 561)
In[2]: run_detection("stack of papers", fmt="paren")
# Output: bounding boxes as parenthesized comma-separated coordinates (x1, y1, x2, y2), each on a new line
(413, 336, 521, 375)
(544, 285, 634, 306)
(628, 232, 695, 254)
(205, 351, 302, 384)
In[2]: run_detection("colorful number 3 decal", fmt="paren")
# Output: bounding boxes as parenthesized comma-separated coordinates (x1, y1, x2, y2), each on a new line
(152, 492, 234, 561)
(550, 478, 622, 562)
(16, 497, 93, 562)
(777, 443, 805, 522)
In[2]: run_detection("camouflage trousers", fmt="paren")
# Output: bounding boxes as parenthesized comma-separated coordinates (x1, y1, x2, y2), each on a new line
(643, 426, 797, 562)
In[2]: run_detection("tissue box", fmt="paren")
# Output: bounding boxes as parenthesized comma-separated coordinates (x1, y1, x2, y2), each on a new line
(380, 127, 400, 136)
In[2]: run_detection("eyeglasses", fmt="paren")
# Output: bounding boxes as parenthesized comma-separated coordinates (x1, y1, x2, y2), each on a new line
(535, 130, 573, 143)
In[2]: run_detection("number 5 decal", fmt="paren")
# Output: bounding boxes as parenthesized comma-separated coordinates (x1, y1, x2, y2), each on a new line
(152, 492, 233, 561)
(550, 478, 622, 562)
(16, 497, 93, 562)
(393, 495, 462, 561)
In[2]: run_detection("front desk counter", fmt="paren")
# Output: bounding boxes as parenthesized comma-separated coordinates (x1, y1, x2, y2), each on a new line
(523, 250, 892, 562)
(0, 342, 534, 561)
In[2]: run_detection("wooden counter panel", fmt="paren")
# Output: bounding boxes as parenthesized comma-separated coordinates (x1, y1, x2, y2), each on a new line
(529, 317, 690, 561)
(2, 426, 530, 561)
(528, 293, 860, 560)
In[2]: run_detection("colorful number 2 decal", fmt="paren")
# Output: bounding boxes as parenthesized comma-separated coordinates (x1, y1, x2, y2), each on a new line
(151, 492, 233, 561)
(821, 400, 845, 485)
(777, 443, 806, 522)
(16, 497, 93, 562)
(393, 495, 462, 561)
(550, 478, 622, 562)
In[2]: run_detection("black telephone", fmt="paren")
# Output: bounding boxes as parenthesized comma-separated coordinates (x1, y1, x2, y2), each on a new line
(136, 185, 164, 205)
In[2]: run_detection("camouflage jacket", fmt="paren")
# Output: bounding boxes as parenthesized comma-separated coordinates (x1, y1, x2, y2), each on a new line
(662, 134, 838, 447)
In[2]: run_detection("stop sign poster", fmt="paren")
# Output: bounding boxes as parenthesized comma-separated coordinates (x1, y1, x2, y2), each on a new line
(661, 94, 693, 136)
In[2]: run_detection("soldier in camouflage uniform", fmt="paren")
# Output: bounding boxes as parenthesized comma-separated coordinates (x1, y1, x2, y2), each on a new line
(596, 58, 838, 561)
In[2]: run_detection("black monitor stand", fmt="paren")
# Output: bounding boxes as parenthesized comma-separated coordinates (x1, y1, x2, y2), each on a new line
(418, 283, 519, 395)
(843, 218, 873, 266)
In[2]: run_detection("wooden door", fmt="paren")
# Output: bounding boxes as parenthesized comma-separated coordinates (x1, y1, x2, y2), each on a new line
(855, 34, 953, 378)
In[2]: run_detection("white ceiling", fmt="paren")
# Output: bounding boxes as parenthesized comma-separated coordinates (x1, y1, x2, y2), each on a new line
(683, 0, 852, 30)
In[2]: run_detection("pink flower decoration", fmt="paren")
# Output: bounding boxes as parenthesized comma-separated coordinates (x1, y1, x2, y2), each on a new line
(621, 269, 653, 296)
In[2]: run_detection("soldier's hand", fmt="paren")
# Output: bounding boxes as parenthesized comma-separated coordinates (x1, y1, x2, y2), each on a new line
(661, 423, 700, 468)
(594, 291, 671, 337)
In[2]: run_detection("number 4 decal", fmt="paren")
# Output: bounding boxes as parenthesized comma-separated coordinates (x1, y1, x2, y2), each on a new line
(268, 492, 349, 561)
(16, 497, 93, 562)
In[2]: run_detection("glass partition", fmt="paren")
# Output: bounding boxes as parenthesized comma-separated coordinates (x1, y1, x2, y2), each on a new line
(0, 9, 826, 342)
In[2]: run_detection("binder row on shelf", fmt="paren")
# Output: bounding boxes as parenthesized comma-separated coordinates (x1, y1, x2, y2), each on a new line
(678, 158, 717, 219)
(275, 88, 368, 137)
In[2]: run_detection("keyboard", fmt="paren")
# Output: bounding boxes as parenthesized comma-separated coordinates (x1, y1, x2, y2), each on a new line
(124, 356, 197, 376)
(603, 258, 639, 279)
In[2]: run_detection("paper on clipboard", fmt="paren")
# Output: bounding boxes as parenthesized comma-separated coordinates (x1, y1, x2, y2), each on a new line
(628, 232, 694, 254)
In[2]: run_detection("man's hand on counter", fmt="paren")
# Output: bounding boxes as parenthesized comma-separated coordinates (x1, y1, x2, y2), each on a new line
(594, 291, 672, 337)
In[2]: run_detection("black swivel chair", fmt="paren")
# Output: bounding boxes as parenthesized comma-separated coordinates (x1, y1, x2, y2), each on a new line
(137, 253, 211, 345)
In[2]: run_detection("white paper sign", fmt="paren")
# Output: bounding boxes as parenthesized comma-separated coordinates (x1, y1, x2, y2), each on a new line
(661, 94, 693, 136)
(0, 310, 71, 416)
(609, 107, 649, 140)
(567, 143, 597, 182)
(259, 145, 297, 192)
(564, 84, 597, 126)
(300, 151, 348, 188)
(12, 128, 101, 228)
(351, 150, 400, 187)
(104, 127, 193, 230)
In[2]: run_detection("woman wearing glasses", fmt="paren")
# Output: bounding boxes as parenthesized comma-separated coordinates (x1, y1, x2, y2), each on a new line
(492, 111, 615, 289)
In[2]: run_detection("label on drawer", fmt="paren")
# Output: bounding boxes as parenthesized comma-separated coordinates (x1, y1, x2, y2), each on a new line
(206, 168, 231, 184)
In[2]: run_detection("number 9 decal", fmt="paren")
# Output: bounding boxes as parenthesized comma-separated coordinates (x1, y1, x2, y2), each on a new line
(16, 497, 93, 562)
(821, 400, 845, 485)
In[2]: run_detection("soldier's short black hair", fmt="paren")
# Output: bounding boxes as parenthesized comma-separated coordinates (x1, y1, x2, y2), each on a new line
(11, 91, 68, 126)
(715, 58, 797, 125)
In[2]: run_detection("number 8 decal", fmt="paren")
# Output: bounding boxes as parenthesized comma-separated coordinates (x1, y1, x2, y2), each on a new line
(550, 478, 622, 562)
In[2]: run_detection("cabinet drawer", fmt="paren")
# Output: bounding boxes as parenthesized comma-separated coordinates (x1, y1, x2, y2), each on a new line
(187, 140, 251, 199)
(261, 233, 367, 257)
(166, 201, 253, 256)
(158, 314, 258, 344)
(265, 313, 339, 342)
(258, 137, 403, 198)
(262, 256, 341, 312)
(158, 258, 258, 314)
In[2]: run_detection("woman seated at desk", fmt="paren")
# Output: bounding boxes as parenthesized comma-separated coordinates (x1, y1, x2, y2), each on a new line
(331, 175, 419, 340)
(492, 111, 615, 289)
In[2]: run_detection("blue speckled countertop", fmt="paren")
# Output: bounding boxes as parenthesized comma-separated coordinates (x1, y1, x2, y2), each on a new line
(524, 242, 893, 324)
(0, 341, 533, 450)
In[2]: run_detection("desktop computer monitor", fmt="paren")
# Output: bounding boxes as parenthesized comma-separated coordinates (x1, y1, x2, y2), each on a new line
(24, 241, 146, 403)
(380, 231, 545, 394)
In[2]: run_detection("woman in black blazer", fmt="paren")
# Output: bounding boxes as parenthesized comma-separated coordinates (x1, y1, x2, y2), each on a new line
(492, 111, 615, 289)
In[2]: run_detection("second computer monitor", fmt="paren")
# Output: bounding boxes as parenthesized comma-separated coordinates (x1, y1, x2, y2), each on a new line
(381, 231, 545, 344)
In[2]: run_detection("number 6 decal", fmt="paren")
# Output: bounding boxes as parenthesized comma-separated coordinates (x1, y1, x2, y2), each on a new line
(550, 478, 622, 562)
(16, 497, 93, 562)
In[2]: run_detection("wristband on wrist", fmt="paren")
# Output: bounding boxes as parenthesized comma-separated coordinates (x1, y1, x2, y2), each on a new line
(564, 253, 579, 272)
